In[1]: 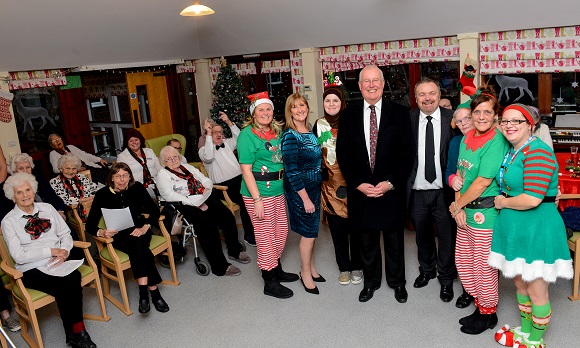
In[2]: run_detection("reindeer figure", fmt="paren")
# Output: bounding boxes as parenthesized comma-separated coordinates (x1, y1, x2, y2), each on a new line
(12, 93, 56, 133)
(493, 75, 534, 102)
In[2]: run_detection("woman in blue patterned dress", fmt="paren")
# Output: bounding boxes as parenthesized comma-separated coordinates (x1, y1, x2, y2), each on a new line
(281, 93, 323, 295)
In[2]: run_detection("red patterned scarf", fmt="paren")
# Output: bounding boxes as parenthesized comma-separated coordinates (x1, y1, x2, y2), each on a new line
(128, 149, 154, 188)
(60, 174, 87, 222)
(22, 212, 52, 240)
(165, 165, 204, 195)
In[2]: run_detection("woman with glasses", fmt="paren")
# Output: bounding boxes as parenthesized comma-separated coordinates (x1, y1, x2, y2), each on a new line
(449, 86, 509, 335)
(156, 146, 249, 276)
(491, 104, 572, 348)
(86, 162, 169, 314)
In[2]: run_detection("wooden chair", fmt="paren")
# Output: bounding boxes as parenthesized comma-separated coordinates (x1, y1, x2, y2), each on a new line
(560, 193, 580, 301)
(69, 196, 96, 242)
(0, 229, 110, 348)
(193, 161, 240, 217)
(93, 215, 180, 316)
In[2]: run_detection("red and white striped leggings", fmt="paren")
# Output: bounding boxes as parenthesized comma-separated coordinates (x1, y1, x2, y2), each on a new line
(243, 195, 289, 271)
(455, 224, 499, 314)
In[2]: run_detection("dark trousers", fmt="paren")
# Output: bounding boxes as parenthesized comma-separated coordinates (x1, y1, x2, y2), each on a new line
(88, 166, 111, 185)
(216, 175, 255, 241)
(178, 191, 241, 276)
(356, 223, 406, 289)
(22, 268, 83, 333)
(327, 214, 362, 272)
(112, 228, 162, 286)
(409, 189, 456, 286)
(0, 285, 12, 312)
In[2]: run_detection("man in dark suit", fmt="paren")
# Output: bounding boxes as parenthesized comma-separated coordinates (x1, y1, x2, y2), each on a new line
(336, 65, 414, 303)
(407, 79, 457, 303)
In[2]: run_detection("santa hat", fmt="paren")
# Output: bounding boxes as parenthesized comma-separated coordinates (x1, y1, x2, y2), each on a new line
(247, 91, 274, 115)
(503, 103, 536, 125)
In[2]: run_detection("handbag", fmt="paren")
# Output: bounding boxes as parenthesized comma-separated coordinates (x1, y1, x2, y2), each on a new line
(160, 204, 183, 236)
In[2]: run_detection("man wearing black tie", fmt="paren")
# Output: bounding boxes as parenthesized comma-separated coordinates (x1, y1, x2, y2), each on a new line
(336, 65, 414, 303)
(407, 79, 456, 303)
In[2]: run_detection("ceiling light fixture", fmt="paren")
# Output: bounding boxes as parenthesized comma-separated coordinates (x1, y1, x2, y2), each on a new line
(180, 1, 215, 16)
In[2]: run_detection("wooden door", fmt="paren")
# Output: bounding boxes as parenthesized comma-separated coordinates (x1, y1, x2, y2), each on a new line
(125, 71, 173, 139)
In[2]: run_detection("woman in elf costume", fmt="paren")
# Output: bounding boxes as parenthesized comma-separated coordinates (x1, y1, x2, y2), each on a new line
(238, 92, 299, 299)
(449, 86, 509, 335)
(491, 104, 572, 348)
(313, 87, 362, 286)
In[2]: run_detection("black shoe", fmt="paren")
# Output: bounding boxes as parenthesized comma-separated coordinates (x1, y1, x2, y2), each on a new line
(460, 313, 498, 335)
(459, 308, 481, 326)
(312, 274, 326, 282)
(300, 276, 319, 295)
(394, 286, 408, 303)
(66, 330, 97, 348)
(413, 271, 437, 288)
(455, 291, 474, 308)
(152, 297, 170, 312)
(359, 286, 379, 302)
(138, 298, 150, 314)
(264, 280, 293, 299)
(440, 285, 454, 302)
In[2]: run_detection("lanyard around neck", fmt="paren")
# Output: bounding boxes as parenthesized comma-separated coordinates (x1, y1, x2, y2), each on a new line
(498, 135, 535, 194)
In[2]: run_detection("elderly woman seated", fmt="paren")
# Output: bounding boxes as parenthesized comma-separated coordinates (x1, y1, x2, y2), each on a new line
(1, 173, 97, 348)
(156, 146, 249, 276)
(85, 163, 169, 314)
(1, 153, 67, 220)
(49, 153, 99, 223)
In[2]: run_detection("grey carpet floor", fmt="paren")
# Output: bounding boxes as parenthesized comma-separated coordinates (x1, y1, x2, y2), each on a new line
(4, 223, 580, 347)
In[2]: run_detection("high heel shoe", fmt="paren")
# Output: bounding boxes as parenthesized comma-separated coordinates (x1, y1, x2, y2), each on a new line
(312, 274, 326, 282)
(299, 273, 319, 295)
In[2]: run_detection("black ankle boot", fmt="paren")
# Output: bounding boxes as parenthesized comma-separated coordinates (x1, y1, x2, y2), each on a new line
(458, 308, 480, 326)
(460, 312, 498, 335)
(139, 285, 150, 313)
(275, 259, 299, 282)
(262, 269, 293, 299)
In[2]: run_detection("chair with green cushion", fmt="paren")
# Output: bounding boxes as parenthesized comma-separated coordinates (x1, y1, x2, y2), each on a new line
(559, 193, 580, 301)
(93, 215, 180, 316)
(144, 134, 187, 157)
(0, 229, 110, 348)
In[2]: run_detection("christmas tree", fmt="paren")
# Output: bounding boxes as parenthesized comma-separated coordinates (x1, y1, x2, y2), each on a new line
(209, 58, 250, 137)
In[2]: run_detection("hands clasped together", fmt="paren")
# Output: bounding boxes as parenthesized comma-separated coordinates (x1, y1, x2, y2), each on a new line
(357, 181, 393, 198)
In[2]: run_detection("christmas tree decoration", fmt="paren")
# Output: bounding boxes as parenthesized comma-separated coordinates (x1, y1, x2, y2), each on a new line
(324, 71, 343, 87)
(0, 88, 14, 123)
(209, 60, 251, 137)
(457, 54, 478, 96)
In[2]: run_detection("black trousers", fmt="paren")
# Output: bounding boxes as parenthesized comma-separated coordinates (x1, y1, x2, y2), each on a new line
(327, 214, 362, 272)
(216, 175, 255, 241)
(0, 285, 12, 312)
(112, 228, 162, 286)
(409, 189, 457, 286)
(178, 191, 241, 276)
(22, 268, 83, 333)
(355, 223, 406, 289)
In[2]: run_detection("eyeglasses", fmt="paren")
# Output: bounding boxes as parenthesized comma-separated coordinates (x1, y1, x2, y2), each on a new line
(361, 78, 383, 85)
(50, 137, 62, 143)
(499, 119, 528, 126)
(166, 156, 180, 162)
(455, 116, 472, 125)
(113, 174, 130, 179)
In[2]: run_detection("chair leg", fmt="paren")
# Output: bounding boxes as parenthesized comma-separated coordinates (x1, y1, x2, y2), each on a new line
(160, 246, 180, 286)
(21, 308, 43, 348)
(83, 278, 111, 322)
(569, 244, 580, 301)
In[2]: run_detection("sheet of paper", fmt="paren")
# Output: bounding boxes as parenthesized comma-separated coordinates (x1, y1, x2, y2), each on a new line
(101, 207, 134, 231)
(38, 258, 84, 277)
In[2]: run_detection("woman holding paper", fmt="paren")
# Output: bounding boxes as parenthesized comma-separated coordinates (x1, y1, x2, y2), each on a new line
(86, 162, 169, 314)
(1, 172, 97, 348)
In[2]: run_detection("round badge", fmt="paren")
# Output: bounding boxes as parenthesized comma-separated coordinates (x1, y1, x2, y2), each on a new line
(473, 212, 485, 225)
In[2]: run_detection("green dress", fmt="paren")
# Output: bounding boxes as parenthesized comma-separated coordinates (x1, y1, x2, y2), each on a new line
(488, 138, 573, 282)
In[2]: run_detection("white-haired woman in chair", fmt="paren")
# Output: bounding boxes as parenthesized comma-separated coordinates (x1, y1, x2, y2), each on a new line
(49, 153, 99, 223)
(85, 162, 169, 314)
(156, 146, 249, 276)
(1, 173, 97, 348)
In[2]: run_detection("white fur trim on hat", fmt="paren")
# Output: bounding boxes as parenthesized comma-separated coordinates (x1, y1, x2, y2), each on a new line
(250, 98, 274, 115)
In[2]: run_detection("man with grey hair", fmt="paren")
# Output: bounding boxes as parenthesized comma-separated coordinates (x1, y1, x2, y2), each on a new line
(337, 65, 414, 303)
